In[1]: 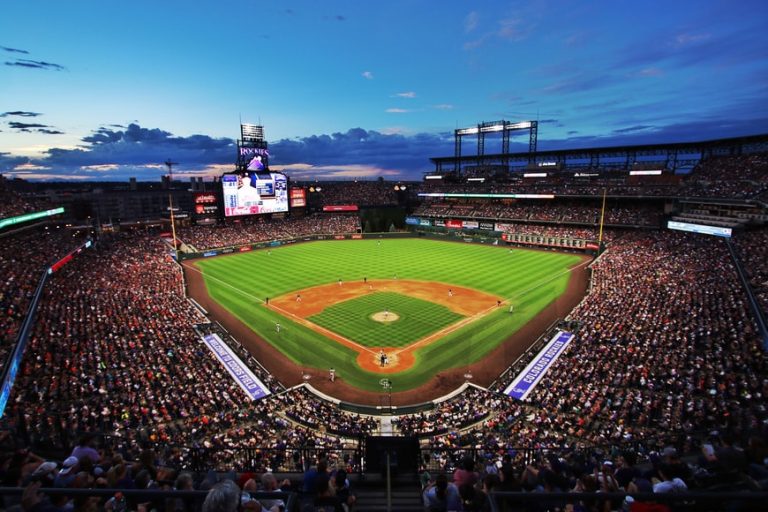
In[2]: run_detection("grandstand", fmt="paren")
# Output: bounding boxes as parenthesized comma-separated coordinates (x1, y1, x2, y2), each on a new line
(1, 133, 768, 510)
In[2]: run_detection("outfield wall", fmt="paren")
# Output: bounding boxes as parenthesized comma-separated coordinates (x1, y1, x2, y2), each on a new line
(177, 225, 598, 262)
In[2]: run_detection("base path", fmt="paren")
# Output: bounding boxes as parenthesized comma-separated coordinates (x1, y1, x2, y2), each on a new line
(272, 279, 497, 318)
(184, 253, 591, 405)
(270, 279, 501, 373)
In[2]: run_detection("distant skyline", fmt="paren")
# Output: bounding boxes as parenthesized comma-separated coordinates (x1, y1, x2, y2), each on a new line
(1, 0, 767, 181)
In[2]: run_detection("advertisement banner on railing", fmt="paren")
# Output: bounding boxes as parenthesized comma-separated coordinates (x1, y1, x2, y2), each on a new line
(445, 219, 463, 229)
(504, 331, 574, 400)
(462, 220, 479, 229)
(323, 205, 359, 212)
(434, 219, 445, 227)
(479, 222, 495, 230)
(420, 218, 432, 226)
(202, 334, 270, 400)
(405, 216, 420, 225)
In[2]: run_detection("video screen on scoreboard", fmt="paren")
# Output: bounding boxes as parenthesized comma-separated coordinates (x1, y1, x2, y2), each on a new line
(222, 171, 288, 217)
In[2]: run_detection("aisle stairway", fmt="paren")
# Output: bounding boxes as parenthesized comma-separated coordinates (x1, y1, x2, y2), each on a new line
(350, 474, 423, 512)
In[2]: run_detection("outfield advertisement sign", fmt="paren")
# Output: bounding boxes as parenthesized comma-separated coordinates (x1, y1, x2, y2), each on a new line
(504, 331, 575, 400)
(202, 334, 270, 400)
(445, 219, 463, 229)
(479, 222, 495, 230)
(405, 216, 420, 225)
(462, 220, 479, 229)
(420, 218, 432, 226)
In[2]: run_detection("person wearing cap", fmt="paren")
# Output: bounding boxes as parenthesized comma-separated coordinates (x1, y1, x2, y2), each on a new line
(26, 462, 58, 487)
(53, 457, 79, 488)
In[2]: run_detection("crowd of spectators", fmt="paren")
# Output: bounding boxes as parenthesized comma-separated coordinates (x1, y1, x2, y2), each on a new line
(299, 180, 399, 207)
(413, 201, 661, 227)
(1, 190, 767, 508)
(679, 154, 768, 199)
(0, 230, 380, 472)
(465, 231, 768, 452)
(279, 387, 378, 438)
(0, 225, 89, 375)
(394, 387, 498, 437)
(0, 434, 300, 512)
(0, 180, 47, 219)
(176, 214, 360, 251)
(732, 228, 768, 316)
(419, 177, 681, 197)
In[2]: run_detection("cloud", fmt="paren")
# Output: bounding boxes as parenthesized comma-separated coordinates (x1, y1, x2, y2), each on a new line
(463, 14, 532, 50)
(335, 15, 346, 21)
(270, 163, 401, 180)
(0, 152, 30, 172)
(540, 73, 617, 95)
(6, 120, 63, 135)
(463, 35, 490, 51)
(268, 128, 454, 179)
(432, 104, 454, 110)
(5, 58, 66, 71)
(8, 121, 48, 129)
(20, 123, 236, 182)
(674, 32, 711, 47)
(613, 125, 655, 134)
(361, 71, 374, 80)
(12, 124, 455, 181)
(13, 163, 51, 171)
(464, 11, 479, 33)
(497, 17, 527, 41)
(1, 46, 29, 54)
(539, 119, 563, 128)
(80, 164, 120, 172)
(395, 91, 416, 98)
(385, 108, 410, 113)
(4, 171, 90, 181)
(634, 67, 664, 77)
(0, 111, 41, 117)
(614, 24, 767, 72)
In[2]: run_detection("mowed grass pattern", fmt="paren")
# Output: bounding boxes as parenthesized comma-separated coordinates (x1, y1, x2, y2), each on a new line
(193, 238, 583, 392)
(309, 292, 464, 348)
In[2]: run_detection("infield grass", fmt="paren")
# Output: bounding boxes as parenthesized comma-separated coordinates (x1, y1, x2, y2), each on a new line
(309, 291, 464, 348)
(192, 238, 583, 392)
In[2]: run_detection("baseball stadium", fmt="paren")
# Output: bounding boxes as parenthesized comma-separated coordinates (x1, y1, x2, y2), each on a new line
(1, 117, 768, 510)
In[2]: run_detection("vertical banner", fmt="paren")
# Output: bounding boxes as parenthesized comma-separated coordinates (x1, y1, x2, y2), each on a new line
(504, 331, 574, 400)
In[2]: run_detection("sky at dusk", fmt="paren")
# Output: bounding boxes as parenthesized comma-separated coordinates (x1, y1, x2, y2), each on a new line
(1, 0, 767, 182)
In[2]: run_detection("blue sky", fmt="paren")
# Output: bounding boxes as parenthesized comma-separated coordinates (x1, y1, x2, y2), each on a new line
(1, 0, 767, 181)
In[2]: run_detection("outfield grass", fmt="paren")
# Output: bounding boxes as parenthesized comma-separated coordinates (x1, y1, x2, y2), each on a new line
(193, 238, 582, 392)
(309, 291, 464, 348)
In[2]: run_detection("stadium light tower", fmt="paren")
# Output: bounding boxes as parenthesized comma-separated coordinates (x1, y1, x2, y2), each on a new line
(165, 159, 180, 261)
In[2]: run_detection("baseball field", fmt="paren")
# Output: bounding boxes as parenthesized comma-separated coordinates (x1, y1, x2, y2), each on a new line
(186, 238, 586, 396)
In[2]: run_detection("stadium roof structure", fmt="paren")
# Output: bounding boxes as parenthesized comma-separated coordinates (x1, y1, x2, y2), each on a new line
(429, 133, 768, 175)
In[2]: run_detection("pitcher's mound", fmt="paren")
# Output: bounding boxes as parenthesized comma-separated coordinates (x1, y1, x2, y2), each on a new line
(370, 311, 399, 323)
